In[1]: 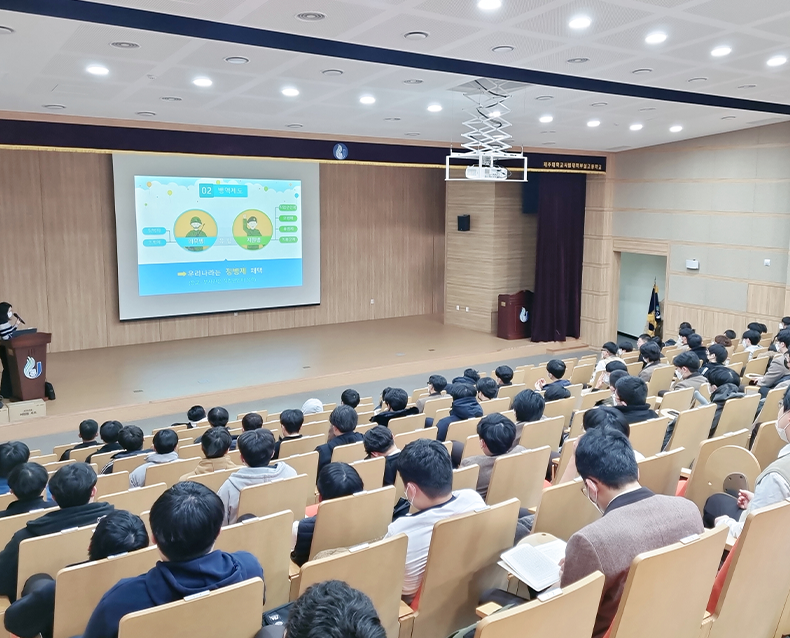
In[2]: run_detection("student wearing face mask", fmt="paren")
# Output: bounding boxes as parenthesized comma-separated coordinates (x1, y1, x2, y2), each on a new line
(755, 329, 790, 397)
(0, 302, 21, 398)
(702, 385, 790, 538)
(669, 351, 707, 393)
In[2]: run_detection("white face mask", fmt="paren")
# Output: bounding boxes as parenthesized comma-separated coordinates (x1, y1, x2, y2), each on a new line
(675, 369, 683, 380)
(776, 416, 790, 444)
(405, 484, 416, 507)
(584, 480, 604, 515)
(6, 310, 11, 320)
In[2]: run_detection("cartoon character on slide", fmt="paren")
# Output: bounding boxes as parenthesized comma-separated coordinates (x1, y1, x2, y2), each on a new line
(243, 214, 262, 250)
(185, 216, 207, 251)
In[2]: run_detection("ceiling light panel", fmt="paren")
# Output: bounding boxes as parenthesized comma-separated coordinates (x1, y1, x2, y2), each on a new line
(515, 1, 652, 37)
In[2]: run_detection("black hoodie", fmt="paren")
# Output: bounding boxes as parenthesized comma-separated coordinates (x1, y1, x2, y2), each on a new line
(0, 501, 115, 601)
(370, 406, 420, 427)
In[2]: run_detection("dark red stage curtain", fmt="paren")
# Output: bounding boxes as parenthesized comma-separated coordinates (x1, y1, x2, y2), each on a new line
(531, 173, 587, 342)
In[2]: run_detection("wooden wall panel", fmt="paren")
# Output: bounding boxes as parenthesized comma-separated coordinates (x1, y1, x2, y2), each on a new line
(747, 283, 785, 318)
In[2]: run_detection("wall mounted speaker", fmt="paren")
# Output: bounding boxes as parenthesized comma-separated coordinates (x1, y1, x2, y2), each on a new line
(457, 215, 471, 232)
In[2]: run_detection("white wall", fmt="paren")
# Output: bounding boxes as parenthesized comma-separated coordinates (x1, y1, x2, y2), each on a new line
(618, 252, 667, 337)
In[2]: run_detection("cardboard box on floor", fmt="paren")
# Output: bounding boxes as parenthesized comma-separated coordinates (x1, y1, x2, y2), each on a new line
(8, 399, 46, 422)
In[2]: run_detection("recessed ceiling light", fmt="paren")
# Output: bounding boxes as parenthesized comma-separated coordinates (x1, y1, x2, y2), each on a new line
(539, 115, 554, 123)
(359, 95, 376, 105)
(224, 56, 249, 64)
(721, 115, 736, 120)
(590, 101, 608, 107)
(136, 111, 156, 117)
(737, 84, 757, 89)
(403, 31, 429, 40)
(639, 106, 656, 111)
(767, 55, 787, 67)
(491, 45, 514, 53)
(711, 46, 731, 57)
(296, 11, 326, 21)
(404, 132, 421, 136)
(535, 95, 553, 101)
(478, 0, 502, 10)
(489, 110, 501, 118)
(632, 68, 653, 74)
(587, 119, 601, 127)
(321, 69, 344, 76)
(645, 32, 667, 44)
(286, 123, 304, 128)
(281, 87, 300, 97)
(110, 41, 139, 49)
(86, 65, 109, 76)
(0, 26, 15, 35)
(629, 123, 643, 131)
(42, 104, 66, 110)
(669, 125, 683, 132)
(427, 104, 442, 112)
(384, 117, 401, 121)
(687, 77, 708, 83)
(567, 57, 589, 64)
(193, 77, 212, 87)
(569, 16, 591, 29)
(160, 96, 182, 102)
(403, 79, 423, 85)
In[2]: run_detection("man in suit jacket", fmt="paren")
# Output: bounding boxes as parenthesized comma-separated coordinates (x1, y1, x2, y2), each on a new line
(561, 427, 703, 638)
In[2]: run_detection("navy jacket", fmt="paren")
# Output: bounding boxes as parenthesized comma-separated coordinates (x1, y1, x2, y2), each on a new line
(315, 431, 364, 474)
(291, 516, 317, 567)
(370, 406, 420, 427)
(82, 550, 263, 638)
(434, 397, 483, 441)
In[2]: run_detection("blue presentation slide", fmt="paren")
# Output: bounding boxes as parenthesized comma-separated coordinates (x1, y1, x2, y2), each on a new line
(134, 176, 302, 296)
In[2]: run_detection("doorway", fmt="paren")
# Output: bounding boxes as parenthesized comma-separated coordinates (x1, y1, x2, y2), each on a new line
(617, 252, 667, 338)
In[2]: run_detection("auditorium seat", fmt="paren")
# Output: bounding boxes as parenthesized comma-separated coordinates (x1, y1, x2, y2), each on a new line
(657, 387, 694, 413)
(750, 421, 785, 470)
(94, 471, 131, 497)
(277, 452, 319, 500)
(542, 397, 575, 430)
(518, 415, 564, 452)
(551, 438, 579, 485)
(445, 418, 482, 443)
(185, 468, 237, 493)
(646, 365, 675, 397)
(394, 427, 439, 450)
(665, 404, 717, 469)
(100, 483, 167, 516)
(628, 417, 669, 458)
(452, 464, 480, 492)
(635, 448, 685, 496)
(679, 428, 749, 494)
(388, 413, 429, 435)
(685, 444, 760, 514)
(348, 456, 386, 490)
(486, 445, 551, 509)
(422, 397, 453, 420)
(0, 507, 58, 549)
(714, 394, 760, 436)
(532, 478, 600, 540)
(481, 397, 511, 416)
(237, 473, 310, 520)
(330, 441, 366, 464)
(112, 455, 147, 475)
(570, 364, 595, 386)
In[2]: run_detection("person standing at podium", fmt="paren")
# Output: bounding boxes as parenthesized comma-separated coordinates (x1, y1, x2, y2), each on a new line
(0, 302, 21, 398)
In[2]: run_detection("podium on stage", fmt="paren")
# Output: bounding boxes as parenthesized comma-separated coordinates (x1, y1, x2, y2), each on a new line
(0, 332, 52, 401)
(496, 291, 534, 340)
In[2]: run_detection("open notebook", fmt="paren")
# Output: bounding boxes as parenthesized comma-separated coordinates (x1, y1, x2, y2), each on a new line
(499, 539, 567, 591)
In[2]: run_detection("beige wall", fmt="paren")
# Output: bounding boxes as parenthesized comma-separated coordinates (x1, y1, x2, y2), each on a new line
(0, 149, 446, 352)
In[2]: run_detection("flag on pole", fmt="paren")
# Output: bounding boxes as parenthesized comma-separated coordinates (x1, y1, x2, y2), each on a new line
(647, 281, 662, 336)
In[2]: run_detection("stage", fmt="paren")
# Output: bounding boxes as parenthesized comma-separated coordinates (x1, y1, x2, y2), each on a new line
(0, 315, 588, 443)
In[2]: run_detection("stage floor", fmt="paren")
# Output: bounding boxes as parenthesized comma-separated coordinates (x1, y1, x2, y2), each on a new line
(0, 315, 588, 441)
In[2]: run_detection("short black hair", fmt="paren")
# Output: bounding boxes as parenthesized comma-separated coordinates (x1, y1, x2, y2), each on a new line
(512, 389, 545, 423)
(238, 429, 276, 467)
(118, 425, 144, 452)
(614, 376, 648, 406)
(582, 407, 631, 437)
(687, 333, 703, 349)
(207, 407, 229, 427)
(150, 482, 223, 562)
(546, 360, 566, 379)
(618, 341, 634, 353)
(187, 405, 206, 422)
(428, 374, 448, 393)
(363, 425, 395, 456)
(777, 329, 790, 350)
(679, 322, 692, 330)
(79, 419, 99, 440)
(449, 382, 478, 400)
(608, 369, 628, 390)
(7, 462, 48, 501)
(49, 463, 97, 508)
(544, 384, 571, 401)
(89, 510, 149, 561)
(201, 427, 232, 459)
(673, 351, 701, 372)
(341, 389, 360, 408)
(0, 441, 30, 478)
(707, 343, 728, 364)
(330, 405, 358, 433)
(605, 360, 628, 374)
(495, 366, 514, 384)
(748, 322, 767, 334)
(99, 421, 123, 443)
(383, 388, 408, 412)
(280, 409, 304, 435)
(742, 329, 761, 345)
(464, 368, 480, 383)
(477, 413, 516, 455)
(397, 439, 452, 499)
(724, 329, 737, 340)
(638, 333, 652, 342)
(602, 342, 618, 355)
(153, 429, 178, 455)
(476, 377, 499, 400)
(316, 463, 364, 500)
(241, 413, 263, 431)
(575, 427, 638, 489)
(708, 366, 741, 388)
(286, 580, 386, 638)
(639, 341, 661, 363)
(679, 327, 695, 339)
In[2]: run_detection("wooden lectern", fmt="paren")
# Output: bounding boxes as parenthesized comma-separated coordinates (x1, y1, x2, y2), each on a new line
(0, 332, 52, 401)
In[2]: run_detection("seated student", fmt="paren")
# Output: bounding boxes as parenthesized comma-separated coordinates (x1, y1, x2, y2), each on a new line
(194, 407, 234, 447)
(179, 427, 238, 480)
(741, 329, 762, 359)
(638, 341, 663, 383)
(618, 341, 634, 356)
(370, 388, 419, 427)
(612, 376, 658, 424)
(594, 369, 628, 408)
(218, 428, 297, 525)
(703, 385, 790, 537)
(60, 419, 100, 461)
(494, 365, 514, 386)
(748, 321, 767, 335)
(272, 409, 304, 460)
(261, 580, 386, 638)
(290, 463, 364, 567)
(476, 377, 499, 403)
(241, 413, 264, 431)
(363, 426, 401, 486)
(701, 343, 728, 380)
(686, 333, 708, 362)
(670, 351, 707, 394)
(128, 429, 180, 488)
(544, 383, 571, 402)
(186, 405, 207, 428)
(537, 359, 570, 391)
(724, 329, 737, 341)
(591, 342, 624, 384)
(341, 389, 360, 409)
(455, 368, 480, 385)
(82, 482, 263, 638)
(460, 413, 526, 500)
(511, 389, 546, 448)
(385, 439, 485, 603)
(0, 441, 30, 495)
(416, 375, 447, 413)
(0, 463, 53, 518)
(705, 367, 744, 437)
(101, 425, 150, 474)
(430, 383, 483, 442)
(4, 510, 149, 638)
(316, 406, 364, 474)
(301, 398, 324, 415)
(636, 333, 652, 348)
(594, 359, 628, 391)
(561, 427, 703, 638)
(755, 329, 790, 396)
(85, 421, 123, 464)
(676, 327, 695, 351)
(714, 334, 732, 348)
(0, 463, 115, 602)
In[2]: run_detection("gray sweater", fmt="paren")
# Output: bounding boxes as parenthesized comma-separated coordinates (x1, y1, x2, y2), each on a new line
(217, 463, 297, 525)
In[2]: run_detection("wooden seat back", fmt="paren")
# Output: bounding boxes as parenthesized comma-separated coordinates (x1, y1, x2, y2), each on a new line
(348, 456, 386, 490)
(100, 483, 167, 516)
(750, 421, 785, 470)
(570, 364, 594, 387)
(178, 443, 204, 459)
(716, 394, 760, 436)
(117, 578, 264, 638)
(461, 434, 484, 460)
(299, 421, 330, 437)
(496, 383, 526, 404)
(144, 458, 201, 487)
(445, 418, 482, 443)
(686, 445, 761, 513)
(310, 486, 395, 560)
(578, 391, 605, 412)
(0, 506, 57, 549)
(629, 417, 670, 458)
(532, 479, 600, 540)
(626, 361, 643, 376)
(743, 355, 771, 378)
(304, 410, 333, 424)
(18, 524, 96, 597)
(277, 452, 319, 501)
(728, 350, 750, 368)
(423, 397, 453, 420)
(68, 446, 100, 463)
(523, 367, 549, 390)
(388, 413, 428, 435)
(647, 365, 676, 397)
(482, 397, 511, 415)
(278, 433, 326, 458)
(237, 473, 310, 520)
(659, 387, 694, 413)
(518, 415, 564, 452)
(411, 499, 520, 638)
(486, 446, 552, 510)
(112, 455, 148, 475)
(551, 437, 578, 485)
(186, 468, 238, 493)
(636, 448, 686, 495)
(89, 450, 119, 470)
(542, 397, 575, 429)
(666, 404, 716, 468)
(330, 440, 366, 464)
(29, 453, 57, 465)
(95, 471, 130, 498)
(394, 427, 439, 449)
(452, 464, 480, 492)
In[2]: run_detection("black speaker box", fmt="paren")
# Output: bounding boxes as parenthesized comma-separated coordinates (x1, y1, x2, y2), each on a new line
(457, 215, 471, 232)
